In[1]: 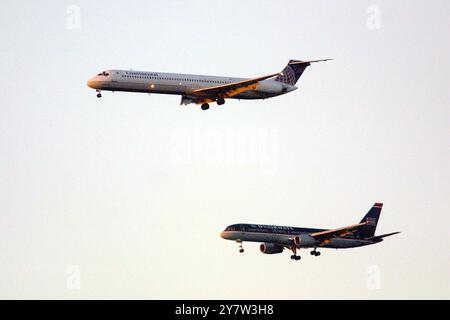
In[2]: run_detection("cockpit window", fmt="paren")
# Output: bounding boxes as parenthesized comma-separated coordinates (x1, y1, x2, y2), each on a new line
(97, 71, 109, 76)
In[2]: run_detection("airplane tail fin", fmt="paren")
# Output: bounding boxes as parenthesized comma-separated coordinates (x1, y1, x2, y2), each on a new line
(274, 59, 332, 86)
(355, 203, 383, 238)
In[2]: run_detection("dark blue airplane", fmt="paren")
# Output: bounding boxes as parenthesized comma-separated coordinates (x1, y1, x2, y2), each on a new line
(220, 203, 399, 261)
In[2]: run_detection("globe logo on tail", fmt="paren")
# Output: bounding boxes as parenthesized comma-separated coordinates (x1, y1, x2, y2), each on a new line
(276, 65, 297, 85)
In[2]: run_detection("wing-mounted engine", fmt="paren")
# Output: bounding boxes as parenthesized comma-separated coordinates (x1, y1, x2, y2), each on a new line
(259, 243, 284, 254)
(294, 234, 319, 248)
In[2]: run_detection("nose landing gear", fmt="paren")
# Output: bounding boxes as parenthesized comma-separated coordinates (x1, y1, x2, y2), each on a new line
(96, 90, 102, 98)
(201, 103, 209, 110)
(237, 241, 244, 253)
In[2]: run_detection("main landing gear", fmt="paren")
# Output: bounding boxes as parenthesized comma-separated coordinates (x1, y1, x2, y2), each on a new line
(290, 246, 301, 261)
(310, 249, 321, 256)
(96, 90, 102, 98)
(200, 98, 225, 110)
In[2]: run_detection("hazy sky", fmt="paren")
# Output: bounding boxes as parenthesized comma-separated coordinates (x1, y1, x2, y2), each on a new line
(0, 0, 449, 299)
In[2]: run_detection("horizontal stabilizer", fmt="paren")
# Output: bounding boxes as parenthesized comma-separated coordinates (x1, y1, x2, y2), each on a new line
(367, 232, 401, 241)
(289, 59, 333, 65)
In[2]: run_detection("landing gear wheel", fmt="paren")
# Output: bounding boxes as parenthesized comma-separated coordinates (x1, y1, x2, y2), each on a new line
(239, 248, 244, 253)
(217, 97, 225, 105)
(97, 93, 102, 98)
(311, 250, 321, 256)
(295, 255, 301, 261)
(201, 103, 209, 110)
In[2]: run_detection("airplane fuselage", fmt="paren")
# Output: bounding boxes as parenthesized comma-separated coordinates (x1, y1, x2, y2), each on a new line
(220, 223, 380, 249)
(87, 69, 297, 102)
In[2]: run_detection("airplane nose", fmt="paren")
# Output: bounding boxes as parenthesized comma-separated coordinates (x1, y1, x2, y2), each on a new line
(220, 231, 231, 239)
(87, 79, 99, 89)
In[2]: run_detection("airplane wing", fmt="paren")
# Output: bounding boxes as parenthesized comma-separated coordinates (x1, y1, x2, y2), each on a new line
(191, 72, 280, 101)
(310, 222, 368, 240)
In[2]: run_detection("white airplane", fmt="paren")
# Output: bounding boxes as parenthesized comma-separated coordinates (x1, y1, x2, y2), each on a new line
(87, 59, 331, 110)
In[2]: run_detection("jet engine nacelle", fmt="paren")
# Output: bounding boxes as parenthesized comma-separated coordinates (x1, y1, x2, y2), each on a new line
(294, 234, 318, 248)
(257, 81, 283, 94)
(259, 243, 284, 254)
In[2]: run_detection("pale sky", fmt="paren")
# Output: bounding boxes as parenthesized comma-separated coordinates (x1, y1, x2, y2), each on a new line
(0, 0, 449, 299)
